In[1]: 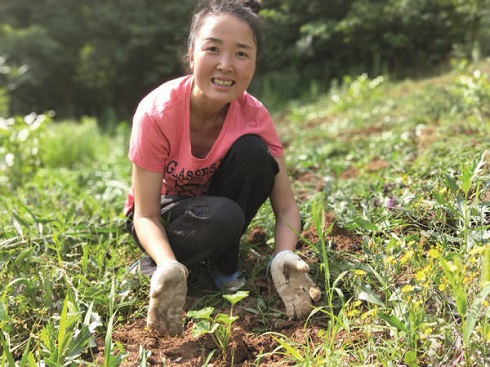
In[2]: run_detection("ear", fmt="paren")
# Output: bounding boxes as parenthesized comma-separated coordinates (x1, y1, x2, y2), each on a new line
(188, 49, 194, 71)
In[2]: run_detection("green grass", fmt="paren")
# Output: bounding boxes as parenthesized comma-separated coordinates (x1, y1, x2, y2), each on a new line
(1, 58, 490, 366)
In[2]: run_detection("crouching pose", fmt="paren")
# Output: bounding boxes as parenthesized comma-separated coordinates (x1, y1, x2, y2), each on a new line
(124, 0, 320, 336)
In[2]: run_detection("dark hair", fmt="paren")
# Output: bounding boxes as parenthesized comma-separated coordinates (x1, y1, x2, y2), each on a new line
(184, 0, 262, 71)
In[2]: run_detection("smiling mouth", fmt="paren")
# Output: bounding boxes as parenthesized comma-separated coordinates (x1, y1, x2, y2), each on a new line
(212, 78, 234, 87)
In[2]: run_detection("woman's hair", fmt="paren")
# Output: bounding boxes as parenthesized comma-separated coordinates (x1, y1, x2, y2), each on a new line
(184, 0, 263, 71)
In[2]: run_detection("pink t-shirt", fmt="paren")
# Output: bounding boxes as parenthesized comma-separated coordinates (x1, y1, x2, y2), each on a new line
(124, 75, 283, 215)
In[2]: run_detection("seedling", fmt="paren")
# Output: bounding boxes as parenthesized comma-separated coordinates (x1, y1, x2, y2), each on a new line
(187, 291, 249, 355)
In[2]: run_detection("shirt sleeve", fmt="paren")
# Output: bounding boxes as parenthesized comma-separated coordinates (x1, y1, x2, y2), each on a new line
(250, 100, 283, 157)
(128, 109, 169, 172)
(261, 109, 283, 157)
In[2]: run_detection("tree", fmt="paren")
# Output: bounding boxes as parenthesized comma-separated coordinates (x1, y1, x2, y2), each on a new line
(0, 0, 195, 124)
(0, 0, 488, 119)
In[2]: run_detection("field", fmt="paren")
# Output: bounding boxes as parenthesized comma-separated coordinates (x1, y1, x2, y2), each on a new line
(1, 59, 490, 366)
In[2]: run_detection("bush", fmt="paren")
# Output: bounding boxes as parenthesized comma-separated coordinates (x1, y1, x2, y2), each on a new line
(0, 113, 49, 191)
(39, 117, 105, 169)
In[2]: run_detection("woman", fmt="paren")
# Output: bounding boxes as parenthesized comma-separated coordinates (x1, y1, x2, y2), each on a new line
(125, 0, 320, 337)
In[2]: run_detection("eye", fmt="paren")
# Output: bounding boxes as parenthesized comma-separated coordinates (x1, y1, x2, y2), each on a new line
(206, 46, 219, 53)
(236, 51, 248, 59)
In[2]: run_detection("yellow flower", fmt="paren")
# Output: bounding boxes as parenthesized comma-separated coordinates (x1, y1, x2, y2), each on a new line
(401, 284, 415, 293)
(415, 269, 427, 282)
(352, 300, 362, 307)
(361, 308, 378, 320)
(354, 269, 367, 276)
(401, 250, 414, 265)
(428, 248, 441, 259)
(385, 255, 396, 264)
(345, 300, 362, 317)
(345, 308, 361, 317)
(413, 299, 423, 308)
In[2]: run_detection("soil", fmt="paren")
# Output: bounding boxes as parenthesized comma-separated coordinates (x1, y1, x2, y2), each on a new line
(91, 162, 364, 366)
(90, 210, 362, 366)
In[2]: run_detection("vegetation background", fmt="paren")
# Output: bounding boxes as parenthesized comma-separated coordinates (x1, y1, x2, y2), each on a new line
(1, 0, 490, 366)
(1, 0, 489, 122)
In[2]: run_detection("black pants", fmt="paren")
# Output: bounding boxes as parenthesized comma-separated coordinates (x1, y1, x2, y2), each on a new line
(126, 135, 279, 274)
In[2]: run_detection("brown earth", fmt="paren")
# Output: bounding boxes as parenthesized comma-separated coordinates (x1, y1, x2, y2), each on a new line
(91, 210, 362, 366)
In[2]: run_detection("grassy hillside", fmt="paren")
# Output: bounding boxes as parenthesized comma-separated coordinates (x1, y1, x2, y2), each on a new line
(1, 59, 489, 366)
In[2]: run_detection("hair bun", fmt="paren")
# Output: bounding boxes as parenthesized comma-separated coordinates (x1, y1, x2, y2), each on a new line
(241, 0, 261, 14)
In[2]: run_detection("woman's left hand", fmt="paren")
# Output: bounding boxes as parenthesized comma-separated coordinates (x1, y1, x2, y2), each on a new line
(270, 250, 321, 319)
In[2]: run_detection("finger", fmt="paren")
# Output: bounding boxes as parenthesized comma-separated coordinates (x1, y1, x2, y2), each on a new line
(290, 258, 310, 273)
(309, 286, 321, 302)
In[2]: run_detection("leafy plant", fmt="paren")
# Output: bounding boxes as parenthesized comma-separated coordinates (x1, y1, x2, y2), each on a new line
(0, 113, 49, 190)
(439, 247, 490, 366)
(187, 291, 249, 356)
(38, 293, 101, 366)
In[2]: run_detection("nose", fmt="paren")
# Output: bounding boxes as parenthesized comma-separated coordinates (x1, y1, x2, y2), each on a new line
(217, 53, 234, 72)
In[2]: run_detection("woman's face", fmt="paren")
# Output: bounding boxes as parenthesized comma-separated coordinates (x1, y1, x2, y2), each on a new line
(189, 14, 257, 107)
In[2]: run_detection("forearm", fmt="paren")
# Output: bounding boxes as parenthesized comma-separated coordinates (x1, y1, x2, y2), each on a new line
(273, 206, 301, 254)
(134, 216, 176, 264)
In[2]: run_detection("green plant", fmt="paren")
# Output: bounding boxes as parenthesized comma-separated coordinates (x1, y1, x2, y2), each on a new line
(187, 291, 249, 356)
(102, 281, 127, 367)
(0, 113, 49, 190)
(39, 117, 106, 169)
(38, 293, 101, 366)
(432, 152, 489, 249)
(438, 246, 490, 366)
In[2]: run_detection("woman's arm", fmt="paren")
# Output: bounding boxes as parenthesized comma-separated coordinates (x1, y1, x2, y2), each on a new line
(132, 164, 176, 265)
(269, 157, 321, 319)
(269, 156, 301, 253)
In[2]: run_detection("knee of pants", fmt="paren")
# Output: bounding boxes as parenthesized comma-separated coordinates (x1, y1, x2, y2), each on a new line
(229, 135, 279, 175)
(164, 197, 245, 266)
(207, 197, 246, 242)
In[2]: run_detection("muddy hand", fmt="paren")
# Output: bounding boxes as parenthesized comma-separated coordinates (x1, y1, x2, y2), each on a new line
(271, 250, 321, 319)
(147, 260, 188, 336)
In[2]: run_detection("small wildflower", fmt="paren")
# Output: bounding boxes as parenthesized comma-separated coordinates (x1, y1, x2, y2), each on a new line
(361, 308, 378, 320)
(447, 262, 458, 273)
(469, 246, 485, 256)
(354, 269, 366, 276)
(385, 197, 397, 210)
(385, 255, 396, 264)
(401, 250, 414, 265)
(413, 299, 423, 308)
(428, 248, 440, 259)
(415, 269, 427, 282)
(401, 284, 415, 293)
(345, 300, 362, 317)
(345, 308, 361, 317)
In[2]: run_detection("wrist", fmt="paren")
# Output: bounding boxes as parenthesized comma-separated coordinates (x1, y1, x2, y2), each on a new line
(273, 249, 294, 258)
(157, 259, 188, 275)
